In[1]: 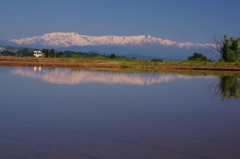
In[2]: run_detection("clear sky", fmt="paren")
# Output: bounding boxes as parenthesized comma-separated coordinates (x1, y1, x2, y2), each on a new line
(0, 0, 239, 43)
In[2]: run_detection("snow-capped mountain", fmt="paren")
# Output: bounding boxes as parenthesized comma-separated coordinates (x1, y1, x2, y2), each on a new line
(2, 32, 216, 60)
(10, 32, 210, 48)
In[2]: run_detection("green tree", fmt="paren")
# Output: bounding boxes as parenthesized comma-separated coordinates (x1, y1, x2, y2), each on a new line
(150, 59, 163, 62)
(57, 51, 65, 58)
(187, 53, 208, 61)
(213, 35, 240, 62)
(1, 50, 15, 56)
(49, 48, 55, 58)
(110, 53, 116, 59)
(42, 49, 49, 58)
(17, 48, 33, 57)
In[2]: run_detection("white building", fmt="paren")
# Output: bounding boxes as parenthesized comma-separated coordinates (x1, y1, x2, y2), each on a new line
(33, 50, 43, 57)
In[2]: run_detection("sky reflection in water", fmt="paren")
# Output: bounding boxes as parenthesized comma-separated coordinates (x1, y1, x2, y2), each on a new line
(0, 66, 240, 159)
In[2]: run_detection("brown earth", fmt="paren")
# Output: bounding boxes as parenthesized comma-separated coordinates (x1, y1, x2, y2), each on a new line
(1, 56, 240, 73)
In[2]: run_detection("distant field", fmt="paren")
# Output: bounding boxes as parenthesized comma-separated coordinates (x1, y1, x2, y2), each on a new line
(0, 56, 240, 72)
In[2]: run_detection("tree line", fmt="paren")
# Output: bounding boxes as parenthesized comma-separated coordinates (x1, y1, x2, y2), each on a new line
(0, 48, 33, 56)
(0, 48, 106, 58)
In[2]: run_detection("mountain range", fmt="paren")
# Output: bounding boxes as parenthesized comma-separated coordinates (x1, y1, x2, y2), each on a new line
(10, 32, 211, 48)
(1, 32, 216, 60)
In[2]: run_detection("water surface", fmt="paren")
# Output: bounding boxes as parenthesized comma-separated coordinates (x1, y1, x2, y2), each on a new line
(0, 67, 239, 159)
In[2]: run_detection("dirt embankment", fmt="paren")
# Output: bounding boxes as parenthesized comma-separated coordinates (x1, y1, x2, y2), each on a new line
(0, 56, 240, 72)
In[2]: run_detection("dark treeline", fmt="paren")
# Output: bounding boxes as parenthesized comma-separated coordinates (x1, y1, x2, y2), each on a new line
(40, 48, 109, 58)
(187, 52, 209, 61)
(57, 50, 104, 58)
(0, 47, 163, 61)
(0, 47, 107, 58)
(0, 48, 33, 57)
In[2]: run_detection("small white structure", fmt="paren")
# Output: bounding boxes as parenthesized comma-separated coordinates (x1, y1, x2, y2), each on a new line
(33, 50, 43, 57)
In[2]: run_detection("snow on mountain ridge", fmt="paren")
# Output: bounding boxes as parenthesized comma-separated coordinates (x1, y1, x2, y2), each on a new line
(10, 32, 210, 48)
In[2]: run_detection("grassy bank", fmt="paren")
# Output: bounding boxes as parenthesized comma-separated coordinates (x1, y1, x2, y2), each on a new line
(0, 56, 240, 72)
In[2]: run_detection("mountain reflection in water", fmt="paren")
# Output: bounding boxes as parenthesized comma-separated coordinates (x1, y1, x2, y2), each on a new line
(11, 67, 204, 85)
(12, 67, 239, 100)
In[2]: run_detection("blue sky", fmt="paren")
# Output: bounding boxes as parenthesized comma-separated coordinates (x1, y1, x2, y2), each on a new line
(0, 0, 239, 43)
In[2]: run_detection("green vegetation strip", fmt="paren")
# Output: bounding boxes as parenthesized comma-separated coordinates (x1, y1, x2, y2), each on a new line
(0, 57, 240, 71)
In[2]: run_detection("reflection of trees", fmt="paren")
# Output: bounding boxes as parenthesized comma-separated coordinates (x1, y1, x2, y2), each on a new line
(212, 76, 240, 101)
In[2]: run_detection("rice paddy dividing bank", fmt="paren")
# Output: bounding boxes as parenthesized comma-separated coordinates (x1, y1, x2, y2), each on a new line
(0, 56, 240, 72)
